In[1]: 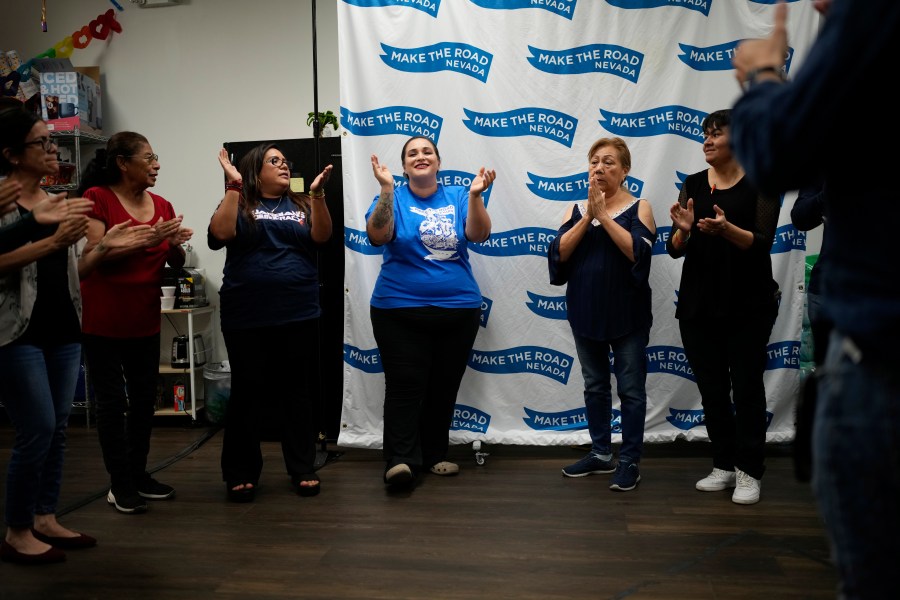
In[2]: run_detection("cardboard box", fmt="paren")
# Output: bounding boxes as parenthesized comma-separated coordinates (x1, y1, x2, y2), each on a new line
(35, 58, 102, 133)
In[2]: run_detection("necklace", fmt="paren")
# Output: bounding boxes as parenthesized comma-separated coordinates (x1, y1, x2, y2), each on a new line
(260, 196, 283, 214)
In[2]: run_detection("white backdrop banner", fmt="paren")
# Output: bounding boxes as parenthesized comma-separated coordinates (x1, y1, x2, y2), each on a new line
(336, 0, 821, 448)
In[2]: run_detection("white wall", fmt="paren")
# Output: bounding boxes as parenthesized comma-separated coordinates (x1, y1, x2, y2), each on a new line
(1, 0, 340, 360)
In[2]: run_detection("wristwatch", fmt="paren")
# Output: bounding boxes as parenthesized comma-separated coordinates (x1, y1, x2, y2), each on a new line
(743, 65, 786, 89)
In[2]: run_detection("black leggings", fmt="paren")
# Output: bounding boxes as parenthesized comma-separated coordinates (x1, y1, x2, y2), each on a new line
(371, 305, 480, 472)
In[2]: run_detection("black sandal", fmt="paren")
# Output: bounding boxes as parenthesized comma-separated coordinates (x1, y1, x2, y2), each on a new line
(293, 474, 320, 497)
(226, 482, 256, 503)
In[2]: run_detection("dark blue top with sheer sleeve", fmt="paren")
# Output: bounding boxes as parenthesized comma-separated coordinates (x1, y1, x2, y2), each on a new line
(548, 199, 653, 341)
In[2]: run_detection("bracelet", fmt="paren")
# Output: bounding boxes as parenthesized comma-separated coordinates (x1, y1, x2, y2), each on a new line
(744, 65, 785, 90)
(674, 228, 690, 244)
(225, 181, 243, 193)
(309, 189, 325, 198)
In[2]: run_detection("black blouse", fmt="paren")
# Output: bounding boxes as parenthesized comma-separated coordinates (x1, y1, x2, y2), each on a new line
(665, 171, 780, 320)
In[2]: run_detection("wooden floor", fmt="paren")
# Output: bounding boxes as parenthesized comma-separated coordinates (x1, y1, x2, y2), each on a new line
(0, 416, 838, 600)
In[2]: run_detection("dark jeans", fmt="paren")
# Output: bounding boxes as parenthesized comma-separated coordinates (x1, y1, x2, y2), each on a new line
(0, 342, 80, 528)
(814, 331, 900, 599)
(679, 309, 775, 480)
(221, 320, 318, 485)
(572, 326, 650, 464)
(371, 305, 480, 472)
(83, 334, 160, 493)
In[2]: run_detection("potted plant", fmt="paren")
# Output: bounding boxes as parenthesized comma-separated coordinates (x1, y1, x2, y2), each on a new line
(307, 110, 339, 137)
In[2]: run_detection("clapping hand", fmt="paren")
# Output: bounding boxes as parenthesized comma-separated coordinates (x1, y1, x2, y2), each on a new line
(470, 167, 497, 196)
(52, 214, 90, 247)
(100, 220, 156, 250)
(150, 215, 192, 247)
(697, 204, 728, 236)
(1, 178, 22, 216)
(669, 198, 695, 234)
(30, 192, 94, 225)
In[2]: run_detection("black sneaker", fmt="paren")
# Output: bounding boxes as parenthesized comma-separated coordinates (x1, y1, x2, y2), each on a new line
(138, 477, 176, 500)
(561, 453, 616, 478)
(107, 489, 149, 514)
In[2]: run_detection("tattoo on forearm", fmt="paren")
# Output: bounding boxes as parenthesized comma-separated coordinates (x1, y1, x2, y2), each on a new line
(371, 192, 394, 229)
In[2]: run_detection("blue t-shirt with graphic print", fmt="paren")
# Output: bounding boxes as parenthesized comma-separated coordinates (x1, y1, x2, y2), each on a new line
(365, 184, 482, 309)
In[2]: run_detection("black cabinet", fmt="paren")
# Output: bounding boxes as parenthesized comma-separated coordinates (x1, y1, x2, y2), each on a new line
(222, 136, 344, 441)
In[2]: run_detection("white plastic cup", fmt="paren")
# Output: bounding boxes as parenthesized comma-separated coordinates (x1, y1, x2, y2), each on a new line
(160, 296, 176, 310)
(161, 286, 176, 298)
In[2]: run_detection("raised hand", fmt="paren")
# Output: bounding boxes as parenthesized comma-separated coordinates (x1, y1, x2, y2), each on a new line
(733, 1, 789, 84)
(470, 166, 497, 196)
(587, 179, 607, 221)
(371, 154, 393, 187)
(218, 148, 241, 183)
(310, 164, 333, 195)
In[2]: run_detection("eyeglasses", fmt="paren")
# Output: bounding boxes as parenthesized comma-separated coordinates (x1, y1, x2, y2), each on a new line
(265, 156, 292, 170)
(125, 153, 159, 164)
(23, 136, 57, 152)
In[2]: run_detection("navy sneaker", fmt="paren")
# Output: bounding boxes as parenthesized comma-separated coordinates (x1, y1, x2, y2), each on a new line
(609, 461, 641, 491)
(562, 453, 616, 478)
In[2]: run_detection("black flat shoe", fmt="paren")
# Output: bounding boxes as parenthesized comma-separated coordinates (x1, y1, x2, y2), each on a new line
(226, 483, 256, 503)
(31, 530, 97, 549)
(0, 540, 66, 565)
(293, 474, 321, 497)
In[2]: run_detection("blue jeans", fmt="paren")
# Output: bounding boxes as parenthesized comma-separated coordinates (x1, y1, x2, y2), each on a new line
(0, 342, 81, 528)
(813, 331, 900, 599)
(572, 327, 649, 464)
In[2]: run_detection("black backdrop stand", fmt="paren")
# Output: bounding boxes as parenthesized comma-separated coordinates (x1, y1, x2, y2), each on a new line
(309, 0, 343, 469)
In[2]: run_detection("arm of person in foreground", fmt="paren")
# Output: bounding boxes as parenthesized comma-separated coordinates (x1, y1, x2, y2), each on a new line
(730, 1, 900, 192)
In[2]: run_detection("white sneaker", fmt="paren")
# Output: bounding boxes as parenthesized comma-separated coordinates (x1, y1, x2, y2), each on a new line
(732, 469, 761, 505)
(695, 468, 737, 491)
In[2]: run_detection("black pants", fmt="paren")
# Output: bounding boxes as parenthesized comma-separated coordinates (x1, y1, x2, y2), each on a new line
(679, 309, 776, 480)
(371, 305, 480, 473)
(83, 333, 159, 493)
(221, 320, 318, 486)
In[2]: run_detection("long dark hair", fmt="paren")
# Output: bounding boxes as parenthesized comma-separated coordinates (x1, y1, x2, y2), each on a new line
(236, 143, 310, 226)
(0, 105, 40, 176)
(77, 131, 150, 195)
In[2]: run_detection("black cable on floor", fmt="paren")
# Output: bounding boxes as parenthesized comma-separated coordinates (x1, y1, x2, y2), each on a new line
(57, 425, 222, 516)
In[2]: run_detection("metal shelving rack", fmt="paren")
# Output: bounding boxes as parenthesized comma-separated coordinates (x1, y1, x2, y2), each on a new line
(157, 306, 215, 421)
(46, 130, 108, 193)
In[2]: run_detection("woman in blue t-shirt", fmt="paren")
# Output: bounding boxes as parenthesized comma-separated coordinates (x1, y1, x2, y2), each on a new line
(366, 136, 495, 488)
